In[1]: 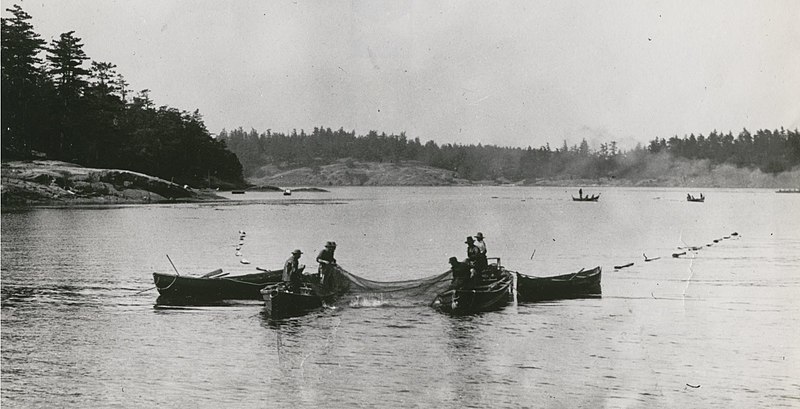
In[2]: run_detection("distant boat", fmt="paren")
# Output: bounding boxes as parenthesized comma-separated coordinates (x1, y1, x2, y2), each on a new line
(687, 194, 705, 202)
(231, 190, 246, 194)
(572, 194, 600, 202)
(776, 189, 800, 193)
(283, 189, 292, 196)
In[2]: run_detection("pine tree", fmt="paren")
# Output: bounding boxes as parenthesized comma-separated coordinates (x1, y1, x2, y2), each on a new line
(47, 31, 90, 100)
(1, 4, 47, 157)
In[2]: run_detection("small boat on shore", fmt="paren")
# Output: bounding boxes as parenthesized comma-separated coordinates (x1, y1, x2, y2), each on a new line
(516, 266, 601, 302)
(261, 283, 322, 317)
(153, 267, 290, 301)
(431, 268, 514, 314)
(283, 189, 292, 196)
(687, 194, 705, 202)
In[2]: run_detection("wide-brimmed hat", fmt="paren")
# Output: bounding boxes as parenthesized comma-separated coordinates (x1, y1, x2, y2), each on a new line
(448, 256, 458, 263)
(465, 236, 474, 243)
(325, 241, 337, 248)
(475, 232, 485, 239)
(291, 249, 303, 255)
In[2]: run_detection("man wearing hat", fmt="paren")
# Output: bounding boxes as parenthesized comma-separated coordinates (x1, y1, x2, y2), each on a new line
(283, 249, 304, 291)
(316, 241, 337, 285)
(465, 236, 487, 275)
(474, 232, 487, 257)
(448, 256, 471, 289)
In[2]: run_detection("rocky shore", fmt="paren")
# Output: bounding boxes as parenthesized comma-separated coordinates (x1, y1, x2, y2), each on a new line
(248, 159, 472, 187)
(1, 161, 225, 207)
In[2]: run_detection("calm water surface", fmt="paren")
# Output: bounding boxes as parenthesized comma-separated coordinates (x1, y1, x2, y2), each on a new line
(2, 187, 799, 408)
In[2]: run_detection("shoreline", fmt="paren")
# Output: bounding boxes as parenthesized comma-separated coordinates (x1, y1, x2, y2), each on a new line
(3, 160, 797, 209)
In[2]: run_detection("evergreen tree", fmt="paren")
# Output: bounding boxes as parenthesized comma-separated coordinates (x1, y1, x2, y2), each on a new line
(46, 30, 90, 158)
(1, 4, 47, 157)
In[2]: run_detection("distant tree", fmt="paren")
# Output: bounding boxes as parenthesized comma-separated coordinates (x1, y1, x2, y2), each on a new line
(579, 139, 590, 156)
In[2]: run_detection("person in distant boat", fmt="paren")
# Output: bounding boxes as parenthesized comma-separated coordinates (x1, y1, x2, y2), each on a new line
(316, 241, 337, 285)
(465, 236, 487, 275)
(283, 249, 303, 291)
(687, 193, 691, 200)
(448, 256, 471, 289)
(579, 188, 583, 198)
(474, 232, 487, 256)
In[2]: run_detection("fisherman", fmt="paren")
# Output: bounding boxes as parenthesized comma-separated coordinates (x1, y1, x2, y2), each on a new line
(465, 236, 487, 276)
(283, 249, 303, 291)
(448, 256, 471, 289)
(316, 241, 337, 285)
(474, 232, 487, 257)
(579, 188, 583, 198)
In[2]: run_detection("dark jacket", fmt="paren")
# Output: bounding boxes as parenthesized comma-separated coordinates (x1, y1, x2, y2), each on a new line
(283, 256, 301, 283)
(316, 248, 336, 273)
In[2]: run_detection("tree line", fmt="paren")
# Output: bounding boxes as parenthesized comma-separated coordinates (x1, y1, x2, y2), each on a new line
(219, 126, 800, 182)
(1, 5, 244, 187)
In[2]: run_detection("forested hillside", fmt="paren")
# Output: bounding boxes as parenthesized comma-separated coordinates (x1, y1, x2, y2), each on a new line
(219, 126, 800, 184)
(1, 5, 243, 187)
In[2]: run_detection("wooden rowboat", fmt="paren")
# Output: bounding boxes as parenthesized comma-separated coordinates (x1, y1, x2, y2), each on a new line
(261, 283, 323, 318)
(431, 269, 514, 314)
(572, 194, 600, 202)
(153, 267, 293, 300)
(516, 266, 601, 302)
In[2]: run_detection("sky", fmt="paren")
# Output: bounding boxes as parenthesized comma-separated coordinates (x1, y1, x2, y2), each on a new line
(12, 0, 800, 149)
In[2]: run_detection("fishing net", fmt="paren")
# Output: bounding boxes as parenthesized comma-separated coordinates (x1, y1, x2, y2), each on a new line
(313, 265, 453, 306)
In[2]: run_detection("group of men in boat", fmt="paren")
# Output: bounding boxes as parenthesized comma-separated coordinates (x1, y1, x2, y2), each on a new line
(281, 240, 338, 291)
(448, 232, 491, 289)
(280, 233, 492, 292)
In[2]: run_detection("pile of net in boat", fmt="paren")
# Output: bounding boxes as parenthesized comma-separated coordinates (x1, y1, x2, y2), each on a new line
(315, 265, 453, 307)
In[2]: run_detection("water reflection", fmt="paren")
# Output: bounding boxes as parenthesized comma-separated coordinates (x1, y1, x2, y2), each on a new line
(443, 316, 487, 405)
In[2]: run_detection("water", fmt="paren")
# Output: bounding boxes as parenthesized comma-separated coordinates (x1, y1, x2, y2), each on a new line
(2, 187, 799, 408)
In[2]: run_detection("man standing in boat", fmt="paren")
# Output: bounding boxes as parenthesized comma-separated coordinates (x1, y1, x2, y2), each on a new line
(316, 241, 337, 285)
(466, 236, 487, 276)
(474, 232, 487, 257)
(283, 249, 303, 291)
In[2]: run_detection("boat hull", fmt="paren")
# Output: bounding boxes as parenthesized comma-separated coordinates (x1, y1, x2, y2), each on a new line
(262, 285, 322, 317)
(153, 269, 283, 300)
(432, 271, 514, 314)
(516, 266, 601, 302)
(572, 195, 600, 202)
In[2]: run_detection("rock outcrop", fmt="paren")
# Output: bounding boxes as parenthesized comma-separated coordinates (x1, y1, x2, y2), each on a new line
(1, 161, 224, 206)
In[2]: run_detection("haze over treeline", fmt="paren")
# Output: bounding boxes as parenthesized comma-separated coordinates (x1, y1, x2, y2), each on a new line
(219, 126, 800, 184)
(1, 5, 243, 187)
(3, 3, 799, 189)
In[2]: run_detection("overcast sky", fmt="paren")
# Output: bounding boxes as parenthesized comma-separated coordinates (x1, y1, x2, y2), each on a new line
(15, 0, 800, 149)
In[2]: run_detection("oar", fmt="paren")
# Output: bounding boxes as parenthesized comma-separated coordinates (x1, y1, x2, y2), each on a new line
(166, 254, 180, 276)
(132, 255, 182, 296)
(201, 268, 224, 278)
(568, 268, 585, 280)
